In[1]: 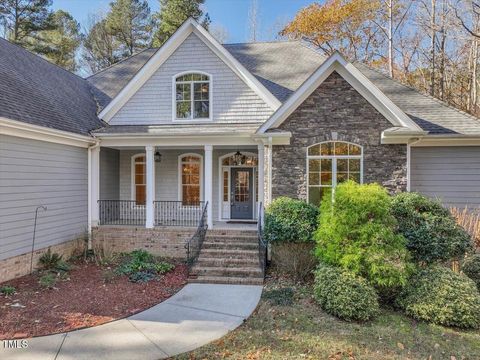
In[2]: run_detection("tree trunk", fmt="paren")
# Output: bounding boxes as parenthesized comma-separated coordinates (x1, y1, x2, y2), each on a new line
(388, 0, 394, 78)
(430, 0, 436, 97)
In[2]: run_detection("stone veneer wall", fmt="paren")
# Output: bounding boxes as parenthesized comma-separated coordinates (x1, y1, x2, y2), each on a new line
(272, 71, 407, 200)
(0, 238, 86, 283)
(91, 226, 195, 259)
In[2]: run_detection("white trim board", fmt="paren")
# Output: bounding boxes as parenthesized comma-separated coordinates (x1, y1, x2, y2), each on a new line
(0, 117, 97, 148)
(98, 18, 281, 122)
(257, 52, 425, 135)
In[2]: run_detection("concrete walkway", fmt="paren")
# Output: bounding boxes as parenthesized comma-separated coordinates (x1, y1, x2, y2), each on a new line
(1, 284, 263, 360)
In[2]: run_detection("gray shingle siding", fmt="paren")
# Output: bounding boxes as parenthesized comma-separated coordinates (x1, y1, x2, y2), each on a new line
(100, 148, 120, 200)
(411, 146, 480, 208)
(108, 33, 274, 125)
(0, 135, 88, 260)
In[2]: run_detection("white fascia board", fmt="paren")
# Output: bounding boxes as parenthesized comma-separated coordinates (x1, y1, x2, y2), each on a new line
(97, 135, 260, 147)
(0, 117, 97, 148)
(412, 135, 480, 146)
(257, 52, 423, 134)
(192, 24, 281, 110)
(98, 18, 281, 122)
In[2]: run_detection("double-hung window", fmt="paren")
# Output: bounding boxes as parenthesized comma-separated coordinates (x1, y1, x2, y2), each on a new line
(175, 73, 210, 120)
(307, 141, 363, 205)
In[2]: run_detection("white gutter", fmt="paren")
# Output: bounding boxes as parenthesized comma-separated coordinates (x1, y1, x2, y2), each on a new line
(406, 138, 422, 192)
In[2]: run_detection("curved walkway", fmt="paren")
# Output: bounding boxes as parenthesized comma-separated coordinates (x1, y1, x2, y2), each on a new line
(1, 284, 263, 360)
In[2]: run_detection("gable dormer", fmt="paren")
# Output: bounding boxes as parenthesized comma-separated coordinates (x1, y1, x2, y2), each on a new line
(100, 19, 280, 126)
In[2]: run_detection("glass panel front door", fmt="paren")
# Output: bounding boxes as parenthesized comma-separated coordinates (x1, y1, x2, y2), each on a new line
(230, 168, 253, 219)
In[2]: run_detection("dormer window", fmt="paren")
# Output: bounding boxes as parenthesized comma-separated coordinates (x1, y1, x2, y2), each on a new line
(174, 72, 211, 120)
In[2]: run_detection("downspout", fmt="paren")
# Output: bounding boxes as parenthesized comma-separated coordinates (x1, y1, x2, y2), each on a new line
(87, 141, 100, 250)
(268, 136, 273, 204)
(406, 138, 421, 192)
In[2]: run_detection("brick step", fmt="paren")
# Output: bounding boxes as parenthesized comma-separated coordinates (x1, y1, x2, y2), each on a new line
(196, 257, 260, 267)
(188, 275, 263, 285)
(199, 248, 259, 259)
(208, 229, 258, 237)
(191, 265, 263, 278)
(202, 242, 259, 250)
(205, 234, 258, 243)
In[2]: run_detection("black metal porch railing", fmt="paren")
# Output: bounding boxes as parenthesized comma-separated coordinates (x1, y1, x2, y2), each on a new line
(185, 201, 208, 268)
(257, 202, 268, 278)
(98, 200, 146, 225)
(154, 201, 206, 227)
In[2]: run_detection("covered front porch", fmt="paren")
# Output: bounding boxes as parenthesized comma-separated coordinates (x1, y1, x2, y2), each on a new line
(90, 143, 266, 229)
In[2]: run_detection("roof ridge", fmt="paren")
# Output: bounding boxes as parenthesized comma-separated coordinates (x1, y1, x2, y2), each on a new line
(86, 47, 158, 79)
(354, 60, 480, 123)
(224, 40, 300, 46)
(0, 37, 87, 82)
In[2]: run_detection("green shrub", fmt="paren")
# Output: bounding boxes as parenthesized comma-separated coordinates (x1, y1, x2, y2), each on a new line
(154, 261, 174, 274)
(129, 271, 156, 283)
(315, 181, 411, 288)
(397, 266, 480, 329)
(115, 250, 174, 282)
(264, 197, 319, 243)
(391, 192, 473, 264)
(0, 285, 15, 296)
(314, 264, 379, 321)
(271, 243, 317, 282)
(38, 248, 63, 270)
(462, 254, 480, 290)
(39, 273, 57, 288)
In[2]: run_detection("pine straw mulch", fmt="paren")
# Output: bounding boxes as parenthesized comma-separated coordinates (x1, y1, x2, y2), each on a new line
(0, 260, 188, 339)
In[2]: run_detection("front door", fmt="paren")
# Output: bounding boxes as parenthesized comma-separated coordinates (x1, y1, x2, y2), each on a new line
(231, 168, 253, 219)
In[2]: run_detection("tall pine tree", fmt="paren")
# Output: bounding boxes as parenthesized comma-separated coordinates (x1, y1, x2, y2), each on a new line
(105, 0, 152, 56)
(33, 10, 81, 71)
(153, 0, 209, 46)
(0, 0, 52, 47)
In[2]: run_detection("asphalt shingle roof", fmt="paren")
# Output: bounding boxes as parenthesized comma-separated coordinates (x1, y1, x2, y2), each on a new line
(0, 38, 103, 135)
(87, 40, 480, 136)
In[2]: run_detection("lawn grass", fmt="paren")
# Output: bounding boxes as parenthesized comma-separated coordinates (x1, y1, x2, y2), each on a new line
(176, 278, 480, 360)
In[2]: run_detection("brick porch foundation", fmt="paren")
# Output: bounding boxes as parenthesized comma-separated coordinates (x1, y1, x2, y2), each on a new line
(0, 238, 86, 283)
(91, 226, 196, 259)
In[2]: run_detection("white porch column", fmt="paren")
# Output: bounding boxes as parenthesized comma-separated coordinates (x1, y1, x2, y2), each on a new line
(257, 143, 265, 208)
(204, 145, 213, 229)
(90, 146, 100, 227)
(145, 145, 155, 228)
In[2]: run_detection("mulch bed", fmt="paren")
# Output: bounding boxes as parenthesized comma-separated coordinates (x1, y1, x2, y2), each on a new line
(0, 261, 188, 339)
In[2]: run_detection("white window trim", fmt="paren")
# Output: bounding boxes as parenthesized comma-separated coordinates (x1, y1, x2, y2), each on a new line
(172, 71, 213, 122)
(217, 151, 258, 221)
(131, 153, 146, 205)
(306, 141, 364, 205)
(178, 153, 204, 205)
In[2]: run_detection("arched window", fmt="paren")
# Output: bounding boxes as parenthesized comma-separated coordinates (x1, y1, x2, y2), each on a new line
(132, 154, 146, 205)
(174, 72, 211, 120)
(307, 141, 363, 205)
(179, 154, 202, 205)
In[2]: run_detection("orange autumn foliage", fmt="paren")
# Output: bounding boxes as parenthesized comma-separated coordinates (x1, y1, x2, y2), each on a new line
(281, 0, 380, 53)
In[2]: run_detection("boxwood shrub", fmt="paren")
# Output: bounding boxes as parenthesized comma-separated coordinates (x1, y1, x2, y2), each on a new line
(397, 266, 480, 329)
(314, 264, 379, 321)
(462, 254, 480, 290)
(391, 192, 473, 264)
(264, 197, 319, 243)
(315, 181, 411, 288)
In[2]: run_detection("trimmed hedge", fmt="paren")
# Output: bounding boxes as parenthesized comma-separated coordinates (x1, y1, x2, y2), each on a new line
(264, 197, 319, 243)
(391, 192, 473, 264)
(314, 264, 379, 321)
(315, 181, 411, 288)
(397, 266, 480, 329)
(463, 254, 480, 290)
